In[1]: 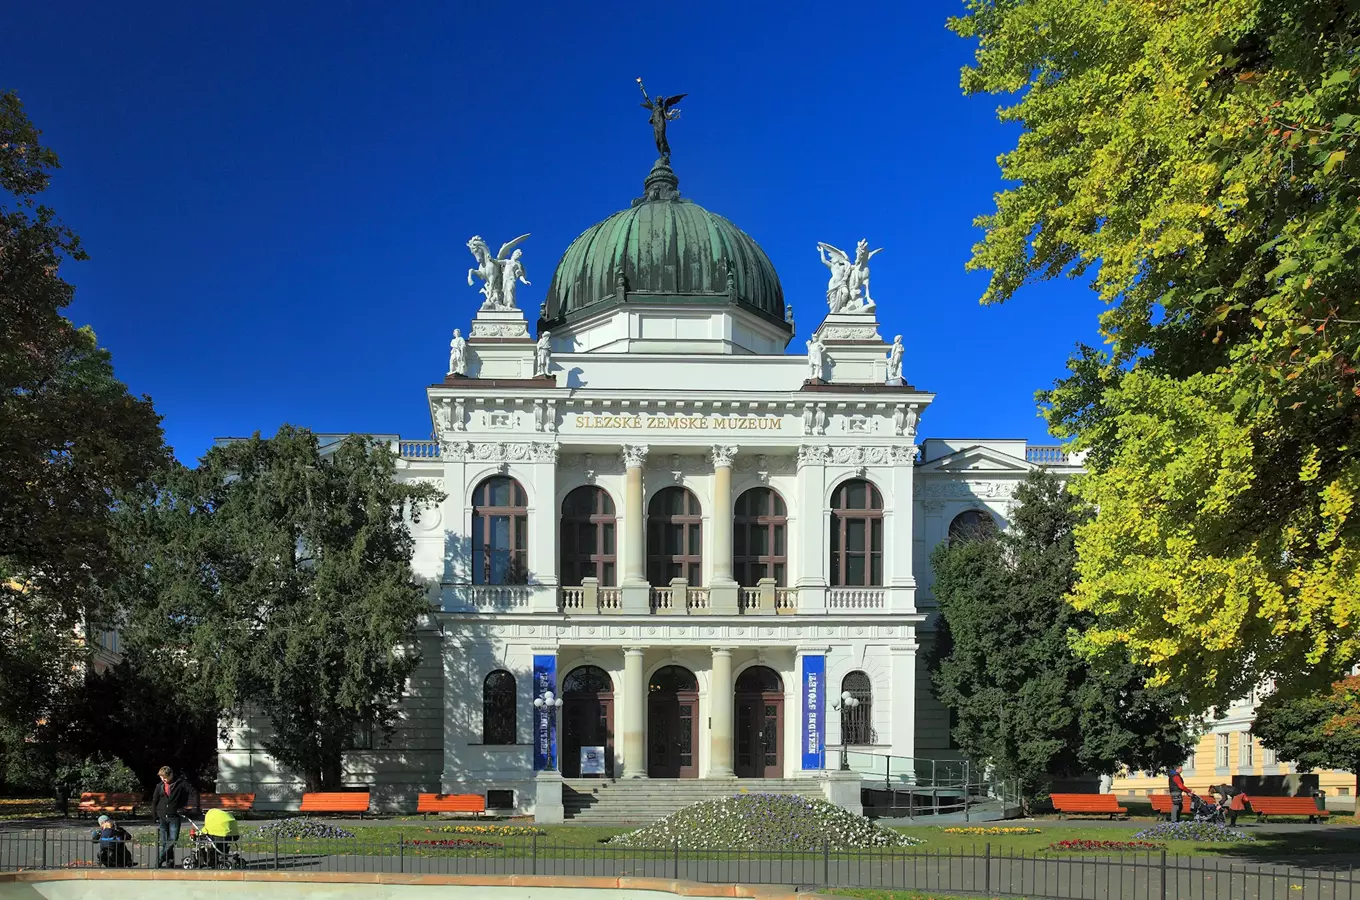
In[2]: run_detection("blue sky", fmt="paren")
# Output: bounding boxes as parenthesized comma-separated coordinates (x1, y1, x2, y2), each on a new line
(4, 0, 1105, 464)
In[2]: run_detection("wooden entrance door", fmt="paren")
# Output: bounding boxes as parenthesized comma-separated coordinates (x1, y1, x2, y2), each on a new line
(734, 665, 784, 779)
(561, 665, 614, 778)
(647, 665, 699, 778)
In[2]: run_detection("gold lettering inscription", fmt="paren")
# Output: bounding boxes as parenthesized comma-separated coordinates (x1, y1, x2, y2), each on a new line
(573, 413, 783, 430)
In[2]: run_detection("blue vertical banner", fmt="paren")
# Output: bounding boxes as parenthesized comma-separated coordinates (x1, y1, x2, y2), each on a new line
(801, 654, 826, 770)
(532, 654, 557, 771)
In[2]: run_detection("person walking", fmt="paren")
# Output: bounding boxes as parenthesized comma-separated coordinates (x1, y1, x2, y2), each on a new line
(150, 766, 199, 868)
(1168, 765, 1190, 823)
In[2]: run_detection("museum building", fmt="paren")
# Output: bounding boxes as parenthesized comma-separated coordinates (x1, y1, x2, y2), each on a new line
(217, 156, 1083, 819)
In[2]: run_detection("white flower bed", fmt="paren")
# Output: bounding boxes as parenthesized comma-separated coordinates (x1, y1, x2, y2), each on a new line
(607, 793, 924, 851)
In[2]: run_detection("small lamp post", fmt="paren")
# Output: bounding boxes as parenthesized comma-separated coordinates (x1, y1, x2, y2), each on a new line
(831, 691, 861, 771)
(532, 690, 564, 771)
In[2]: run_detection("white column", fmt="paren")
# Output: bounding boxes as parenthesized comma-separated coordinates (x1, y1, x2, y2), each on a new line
(708, 647, 735, 778)
(795, 447, 828, 613)
(620, 445, 651, 614)
(622, 646, 647, 778)
(710, 446, 737, 583)
(890, 641, 918, 763)
(529, 447, 560, 612)
(887, 444, 917, 614)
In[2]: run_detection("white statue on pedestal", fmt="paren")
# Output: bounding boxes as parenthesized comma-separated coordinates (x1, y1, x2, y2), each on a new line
(806, 336, 826, 382)
(501, 249, 531, 310)
(886, 334, 903, 384)
(817, 240, 882, 314)
(466, 233, 531, 310)
(535, 331, 553, 377)
(448, 329, 467, 376)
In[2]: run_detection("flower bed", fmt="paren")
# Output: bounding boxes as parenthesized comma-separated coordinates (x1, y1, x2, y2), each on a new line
(1133, 822, 1256, 843)
(248, 818, 356, 840)
(1048, 839, 1165, 852)
(432, 824, 544, 836)
(608, 794, 924, 851)
(943, 826, 1042, 835)
(406, 839, 503, 850)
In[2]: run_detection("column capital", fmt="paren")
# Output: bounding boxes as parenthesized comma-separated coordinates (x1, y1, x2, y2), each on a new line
(889, 642, 920, 654)
(620, 444, 650, 469)
(709, 445, 739, 468)
(710, 646, 736, 656)
(796, 645, 832, 657)
(623, 645, 648, 657)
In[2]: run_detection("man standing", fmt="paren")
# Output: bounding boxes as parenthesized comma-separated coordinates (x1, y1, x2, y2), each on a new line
(1167, 765, 1190, 823)
(150, 765, 198, 868)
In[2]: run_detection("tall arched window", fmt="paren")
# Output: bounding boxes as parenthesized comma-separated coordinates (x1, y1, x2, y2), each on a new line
(734, 488, 788, 586)
(840, 671, 873, 746)
(472, 476, 528, 584)
(829, 479, 883, 586)
(948, 509, 997, 545)
(482, 670, 517, 744)
(647, 487, 702, 586)
(560, 486, 617, 586)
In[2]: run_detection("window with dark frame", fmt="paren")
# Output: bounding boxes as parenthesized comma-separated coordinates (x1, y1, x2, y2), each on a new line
(560, 486, 617, 586)
(733, 488, 788, 586)
(647, 487, 702, 586)
(829, 479, 884, 586)
(482, 670, 517, 745)
(472, 477, 528, 585)
(947, 509, 997, 545)
(841, 671, 873, 746)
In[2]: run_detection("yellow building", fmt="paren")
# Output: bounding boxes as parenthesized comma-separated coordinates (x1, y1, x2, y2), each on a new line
(1110, 691, 1355, 811)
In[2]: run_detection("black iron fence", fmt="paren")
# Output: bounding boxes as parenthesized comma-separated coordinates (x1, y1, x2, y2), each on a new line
(1, 831, 1355, 900)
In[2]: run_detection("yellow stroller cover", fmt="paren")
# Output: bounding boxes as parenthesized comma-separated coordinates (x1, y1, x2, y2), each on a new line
(202, 808, 240, 838)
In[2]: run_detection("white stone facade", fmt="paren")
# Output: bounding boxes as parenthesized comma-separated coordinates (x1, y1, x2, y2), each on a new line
(215, 296, 1082, 815)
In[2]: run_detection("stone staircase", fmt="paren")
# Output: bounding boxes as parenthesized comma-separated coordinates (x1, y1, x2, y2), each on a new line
(562, 777, 825, 823)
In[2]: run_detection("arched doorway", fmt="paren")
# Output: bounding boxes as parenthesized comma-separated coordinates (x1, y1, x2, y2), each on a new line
(561, 665, 613, 778)
(647, 665, 699, 778)
(734, 665, 783, 778)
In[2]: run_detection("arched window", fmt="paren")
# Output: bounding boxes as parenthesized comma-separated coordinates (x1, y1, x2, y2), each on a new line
(647, 487, 702, 586)
(482, 670, 516, 744)
(472, 477, 528, 584)
(734, 488, 788, 586)
(562, 665, 613, 695)
(648, 665, 699, 694)
(560, 486, 617, 586)
(840, 671, 873, 746)
(948, 509, 997, 545)
(829, 479, 883, 586)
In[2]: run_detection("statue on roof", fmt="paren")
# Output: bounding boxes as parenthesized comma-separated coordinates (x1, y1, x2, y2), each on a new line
(817, 239, 882, 314)
(467, 234, 531, 310)
(637, 78, 686, 163)
(500, 248, 531, 311)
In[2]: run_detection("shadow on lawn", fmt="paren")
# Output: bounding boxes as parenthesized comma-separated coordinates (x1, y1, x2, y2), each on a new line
(1206, 824, 1360, 869)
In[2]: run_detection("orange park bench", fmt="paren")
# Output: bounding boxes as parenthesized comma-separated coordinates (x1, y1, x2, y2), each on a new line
(1248, 796, 1330, 823)
(1149, 793, 1193, 819)
(1050, 793, 1129, 820)
(299, 792, 371, 818)
(416, 793, 487, 819)
(199, 793, 256, 812)
(77, 792, 139, 818)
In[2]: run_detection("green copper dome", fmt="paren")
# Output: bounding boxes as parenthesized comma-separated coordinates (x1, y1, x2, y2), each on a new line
(538, 162, 790, 333)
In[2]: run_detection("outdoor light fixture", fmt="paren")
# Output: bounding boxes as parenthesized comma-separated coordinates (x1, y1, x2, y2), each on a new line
(832, 691, 861, 770)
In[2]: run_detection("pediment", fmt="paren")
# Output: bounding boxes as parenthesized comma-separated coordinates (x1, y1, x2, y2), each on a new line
(915, 444, 1034, 474)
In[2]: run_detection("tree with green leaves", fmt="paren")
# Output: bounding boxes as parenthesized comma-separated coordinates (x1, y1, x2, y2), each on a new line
(930, 471, 1189, 808)
(952, 1, 1360, 710)
(120, 427, 443, 791)
(0, 90, 168, 790)
(1253, 675, 1360, 812)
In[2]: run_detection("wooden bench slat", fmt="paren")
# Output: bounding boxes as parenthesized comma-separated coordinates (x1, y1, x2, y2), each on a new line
(1149, 793, 1193, 815)
(416, 793, 486, 817)
(1249, 796, 1329, 821)
(199, 793, 256, 811)
(77, 792, 140, 817)
(299, 792, 371, 816)
(1049, 793, 1129, 819)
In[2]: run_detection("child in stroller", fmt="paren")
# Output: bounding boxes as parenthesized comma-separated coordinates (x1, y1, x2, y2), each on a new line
(1189, 791, 1227, 825)
(182, 808, 245, 869)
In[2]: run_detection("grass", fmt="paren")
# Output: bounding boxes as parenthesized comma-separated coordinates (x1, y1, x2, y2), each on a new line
(830, 892, 1020, 900)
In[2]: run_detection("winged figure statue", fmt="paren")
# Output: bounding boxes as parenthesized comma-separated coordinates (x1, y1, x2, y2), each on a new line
(637, 78, 686, 163)
(466, 234, 531, 310)
(817, 239, 883, 314)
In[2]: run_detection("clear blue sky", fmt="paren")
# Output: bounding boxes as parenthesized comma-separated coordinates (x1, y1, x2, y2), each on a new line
(4, 0, 1104, 464)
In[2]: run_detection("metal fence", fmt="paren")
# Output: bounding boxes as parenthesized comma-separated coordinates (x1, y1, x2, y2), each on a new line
(1, 831, 1355, 900)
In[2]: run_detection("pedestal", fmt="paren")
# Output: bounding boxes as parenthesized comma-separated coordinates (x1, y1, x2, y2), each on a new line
(533, 770, 564, 824)
(821, 770, 863, 816)
(470, 308, 531, 340)
(811, 313, 888, 384)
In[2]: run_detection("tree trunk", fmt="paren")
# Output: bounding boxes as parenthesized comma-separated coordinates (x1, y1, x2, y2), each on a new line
(320, 752, 344, 791)
(303, 768, 323, 794)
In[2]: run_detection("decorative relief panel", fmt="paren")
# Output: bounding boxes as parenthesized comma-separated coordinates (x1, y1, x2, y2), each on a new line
(732, 454, 796, 476)
(913, 480, 1019, 499)
(797, 445, 915, 468)
(439, 441, 559, 463)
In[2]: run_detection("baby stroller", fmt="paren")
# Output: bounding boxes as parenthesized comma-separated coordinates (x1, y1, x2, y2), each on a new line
(1189, 792, 1227, 825)
(182, 808, 246, 870)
